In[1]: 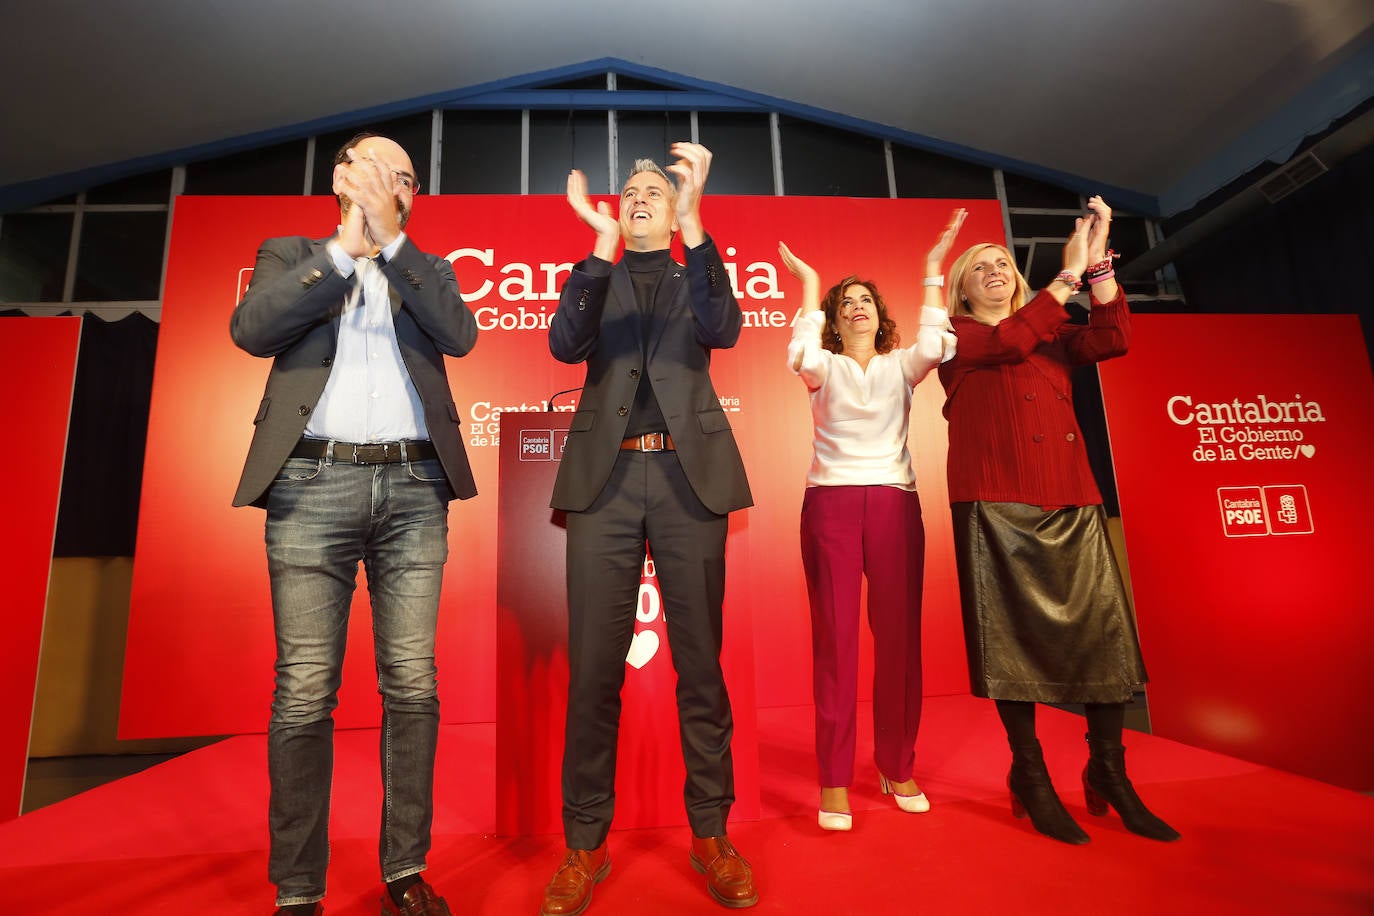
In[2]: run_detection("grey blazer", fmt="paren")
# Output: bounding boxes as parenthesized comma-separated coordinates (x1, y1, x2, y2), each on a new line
(548, 237, 752, 516)
(230, 234, 478, 508)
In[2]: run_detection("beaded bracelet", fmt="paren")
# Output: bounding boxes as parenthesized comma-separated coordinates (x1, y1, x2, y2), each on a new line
(1084, 249, 1119, 279)
(1053, 270, 1082, 292)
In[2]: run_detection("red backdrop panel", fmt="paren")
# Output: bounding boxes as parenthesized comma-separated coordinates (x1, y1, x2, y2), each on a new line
(0, 317, 80, 819)
(1098, 314, 1374, 790)
(122, 195, 1001, 738)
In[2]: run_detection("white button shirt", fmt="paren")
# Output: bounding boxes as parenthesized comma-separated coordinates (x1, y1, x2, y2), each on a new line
(787, 307, 955, 490)
(304, 233, 429, 443)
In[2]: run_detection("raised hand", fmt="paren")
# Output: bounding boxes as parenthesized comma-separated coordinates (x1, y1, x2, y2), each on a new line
(1083, 195, 1119, 303)
(927, 207, 968, 271)
(335, 183, 369, 259)
(336, 148, 404, 253)
(779, 241, 821, 318)
(666, 142, 712, 247)
(567, 169, 620, 260)
(1084, 196, 1113, 263)
(1062, 214, 1092, 278)
(778, 241, 819, 284)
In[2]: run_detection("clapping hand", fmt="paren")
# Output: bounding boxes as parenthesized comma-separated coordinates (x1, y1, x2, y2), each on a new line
(1084, 196, 1112, 264)
(567, 169, 620, 261)
(778, 242, 819, 284)
(333, 149, 404, 256)
(778, 241, 821, 316)
(667, 142, 712, 247)
(927, 208, 968, 271)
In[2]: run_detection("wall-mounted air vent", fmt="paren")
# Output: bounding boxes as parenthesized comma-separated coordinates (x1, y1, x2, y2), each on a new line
(1257, 151, 1329, 203)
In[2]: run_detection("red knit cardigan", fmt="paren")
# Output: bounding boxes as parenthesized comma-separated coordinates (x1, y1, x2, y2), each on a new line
(938, 288, 1130, 507)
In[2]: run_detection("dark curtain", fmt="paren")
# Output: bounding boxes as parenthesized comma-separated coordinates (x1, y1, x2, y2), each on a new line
(1171, 141, 1374, 368)
(52, 313, 159, 556)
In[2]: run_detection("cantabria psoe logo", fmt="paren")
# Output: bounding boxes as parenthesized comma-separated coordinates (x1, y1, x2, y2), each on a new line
(1217, 485, 1314, 537)
(1167, 393, 1325, 463)
(445, 245, 791, 332)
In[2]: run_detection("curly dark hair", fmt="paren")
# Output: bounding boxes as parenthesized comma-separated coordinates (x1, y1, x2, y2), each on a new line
(820, 276, 899, 355)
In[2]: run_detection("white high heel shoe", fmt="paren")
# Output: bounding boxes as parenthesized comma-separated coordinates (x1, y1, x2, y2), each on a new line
(817, 809, 853, 831)
(879, 774, 931, 813)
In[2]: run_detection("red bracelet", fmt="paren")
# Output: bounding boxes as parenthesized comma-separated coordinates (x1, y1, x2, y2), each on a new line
(1085, 249, 1119, 277)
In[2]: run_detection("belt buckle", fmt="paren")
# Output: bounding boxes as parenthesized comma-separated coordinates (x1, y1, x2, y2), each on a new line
(641, 432, 665, 452)
(351, 442, 393, 464)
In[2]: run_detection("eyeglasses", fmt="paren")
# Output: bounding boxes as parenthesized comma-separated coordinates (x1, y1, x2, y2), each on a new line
(390, 169, 421, 195)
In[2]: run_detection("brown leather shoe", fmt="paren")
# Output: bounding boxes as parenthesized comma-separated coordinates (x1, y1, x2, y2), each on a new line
(689, 835, 758, 908)
(379, 878, 451, 915)
(540, 844, 610, 916)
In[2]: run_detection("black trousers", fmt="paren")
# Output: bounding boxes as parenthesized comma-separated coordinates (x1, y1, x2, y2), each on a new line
(561, 450, 735, 848)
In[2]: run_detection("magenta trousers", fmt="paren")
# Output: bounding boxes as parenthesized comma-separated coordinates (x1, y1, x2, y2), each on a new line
(800, 485, 925, 788)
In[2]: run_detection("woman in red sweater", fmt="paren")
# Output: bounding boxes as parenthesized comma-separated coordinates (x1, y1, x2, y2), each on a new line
(938, 197, 1178, 844)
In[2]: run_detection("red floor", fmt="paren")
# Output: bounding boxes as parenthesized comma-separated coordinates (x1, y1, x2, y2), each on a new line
(2, 695, 1370, 914)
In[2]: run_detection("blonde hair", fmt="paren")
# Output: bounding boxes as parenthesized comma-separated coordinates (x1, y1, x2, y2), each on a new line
(947, 243, 1032, 319)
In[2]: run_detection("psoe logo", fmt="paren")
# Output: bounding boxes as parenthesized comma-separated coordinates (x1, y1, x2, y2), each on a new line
(518, 429, 552, 461)
(1218, 487, 1267, 537)
(1262, 484, 1314, 536)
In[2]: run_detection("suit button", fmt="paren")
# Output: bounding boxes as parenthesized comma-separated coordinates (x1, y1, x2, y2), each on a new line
(298, 405, 311, 416)
(1024, 392, 1036, 400)
(322, 357, 332, 367)
(1033, 434, 1044, 443)
(629, 368, 640, 378)
(1066, 432, 1076, 442)
(618, 406, 629, 417)
(1057, 393, 1068, 400)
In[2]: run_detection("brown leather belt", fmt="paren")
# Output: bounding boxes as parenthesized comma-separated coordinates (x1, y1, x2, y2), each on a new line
(620, 432, 674, 452)
(289, 438, 438, 464)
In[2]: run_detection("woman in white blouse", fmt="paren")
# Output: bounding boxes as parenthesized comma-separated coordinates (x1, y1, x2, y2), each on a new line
(780, 209, 964, 832)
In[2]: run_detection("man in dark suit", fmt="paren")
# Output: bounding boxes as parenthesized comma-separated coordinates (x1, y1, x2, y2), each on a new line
(231, 132, 476, 916)
(539, 144, 756, 915)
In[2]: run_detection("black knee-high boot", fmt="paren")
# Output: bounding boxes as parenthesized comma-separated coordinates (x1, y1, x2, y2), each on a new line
(1083, 703, 1180, 842)
(997, 700, 1088, 845)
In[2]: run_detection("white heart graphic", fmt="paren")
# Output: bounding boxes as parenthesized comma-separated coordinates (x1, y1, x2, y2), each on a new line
(1299, 444, 1316, 458)
(625, 629, 660, 669)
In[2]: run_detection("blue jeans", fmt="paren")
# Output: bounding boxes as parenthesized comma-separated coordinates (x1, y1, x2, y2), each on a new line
(263, 456, 449, 906)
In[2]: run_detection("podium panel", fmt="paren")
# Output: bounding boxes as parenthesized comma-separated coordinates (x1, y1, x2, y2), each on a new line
(1, 317, 80, 820)
(495, 411, 759, 835)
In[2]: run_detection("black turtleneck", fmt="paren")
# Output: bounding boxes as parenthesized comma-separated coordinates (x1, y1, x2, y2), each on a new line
(622, 248, 671, 438)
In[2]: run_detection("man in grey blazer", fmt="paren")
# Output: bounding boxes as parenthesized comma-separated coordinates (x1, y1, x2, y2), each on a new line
(231, 133, 475, 916)
(539, 144, 756, 915)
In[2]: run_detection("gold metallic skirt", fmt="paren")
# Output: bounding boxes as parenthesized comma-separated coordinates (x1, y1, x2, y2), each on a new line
(951, 501, 1146, 704)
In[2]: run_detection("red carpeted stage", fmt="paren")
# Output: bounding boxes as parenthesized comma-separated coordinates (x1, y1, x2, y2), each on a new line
(2, 695, 1370, 914)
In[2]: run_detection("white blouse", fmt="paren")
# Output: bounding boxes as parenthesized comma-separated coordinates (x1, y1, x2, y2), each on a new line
(787, 307, 956, 490)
